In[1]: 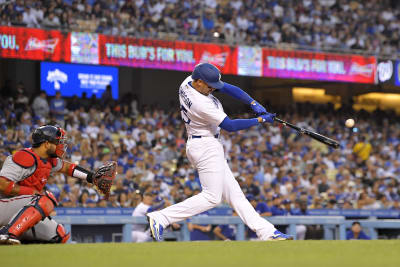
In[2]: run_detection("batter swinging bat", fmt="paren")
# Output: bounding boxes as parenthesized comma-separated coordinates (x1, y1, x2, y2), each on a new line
(274, 117, 340, 149)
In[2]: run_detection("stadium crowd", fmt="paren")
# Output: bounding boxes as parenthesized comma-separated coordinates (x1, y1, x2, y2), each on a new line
(1, 81, 400, 217)
(1, 0, 400, 56)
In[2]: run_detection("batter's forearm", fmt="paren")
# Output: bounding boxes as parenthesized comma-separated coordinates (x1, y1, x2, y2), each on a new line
(218, 82, 254, 104)
(219, 116, 260, 132)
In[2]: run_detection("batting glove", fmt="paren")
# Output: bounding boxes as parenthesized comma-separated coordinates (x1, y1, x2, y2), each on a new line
(258, 112, 276, 124)
(250, 100, 267, 115)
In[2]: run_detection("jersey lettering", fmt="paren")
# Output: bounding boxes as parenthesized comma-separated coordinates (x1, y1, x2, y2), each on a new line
(179, 88, 192, 108)
(180, 104, 191, 124)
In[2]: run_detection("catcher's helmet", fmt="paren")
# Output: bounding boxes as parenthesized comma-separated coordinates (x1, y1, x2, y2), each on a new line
(31, 125, 68, 158)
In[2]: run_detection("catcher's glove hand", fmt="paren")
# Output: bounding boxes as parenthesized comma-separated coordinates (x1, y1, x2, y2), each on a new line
(93, 161, 117, 200)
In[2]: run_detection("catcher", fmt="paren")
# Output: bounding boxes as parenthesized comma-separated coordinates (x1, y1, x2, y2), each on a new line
(0, 125, 116, 245)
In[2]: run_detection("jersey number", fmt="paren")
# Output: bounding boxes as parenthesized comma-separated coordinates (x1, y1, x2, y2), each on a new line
(180, 105, 191, 124)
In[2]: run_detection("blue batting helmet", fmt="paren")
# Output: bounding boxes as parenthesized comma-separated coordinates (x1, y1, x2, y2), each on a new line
(191, 63, 224, 89)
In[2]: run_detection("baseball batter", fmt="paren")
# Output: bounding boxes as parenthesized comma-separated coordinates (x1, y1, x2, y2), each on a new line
(147, 63, 292, 241)
(0, 125, 115, 245)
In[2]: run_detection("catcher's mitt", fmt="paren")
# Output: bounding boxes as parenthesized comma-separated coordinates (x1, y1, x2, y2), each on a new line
(93, 161, 117, 200)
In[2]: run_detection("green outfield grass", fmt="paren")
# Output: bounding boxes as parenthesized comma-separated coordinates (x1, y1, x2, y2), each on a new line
(1, 240, 399, 267)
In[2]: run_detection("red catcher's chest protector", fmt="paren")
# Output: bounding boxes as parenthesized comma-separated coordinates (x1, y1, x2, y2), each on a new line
(14, 148, 56, 192)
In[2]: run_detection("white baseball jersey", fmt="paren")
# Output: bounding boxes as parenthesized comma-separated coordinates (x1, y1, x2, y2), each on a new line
(179, 76, 227, 137)
(132, 202, 151, 231)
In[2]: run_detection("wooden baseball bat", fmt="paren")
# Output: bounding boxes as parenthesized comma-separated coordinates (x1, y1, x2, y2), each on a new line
(274, 117, 340, 149)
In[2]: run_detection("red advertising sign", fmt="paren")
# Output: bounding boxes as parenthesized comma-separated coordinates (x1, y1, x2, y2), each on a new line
(262, 49, 376, 84)
(0, 26, 70, 62)
(0, 26, 379, 84)
(98, 36, 238, 75)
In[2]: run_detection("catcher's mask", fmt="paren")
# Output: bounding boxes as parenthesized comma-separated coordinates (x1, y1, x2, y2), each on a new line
(32, 125, 69, 158)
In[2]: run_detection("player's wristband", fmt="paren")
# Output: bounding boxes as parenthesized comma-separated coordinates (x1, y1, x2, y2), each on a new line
(68, 164, 94, 183)
(4, 180, 15, 195)
(1, 177, 36, 196)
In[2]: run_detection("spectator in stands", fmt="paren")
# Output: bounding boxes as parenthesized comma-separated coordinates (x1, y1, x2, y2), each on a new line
(32, 91, 49, 119)
(42, 12, 60, 28)
(3, 130, 18, 152)
(79, 190, 91, 208)
(251, 194, 272, 217)
(33, 1, 45, 24)
(131, 190, 154, 242)
(101, 85, 113, 107)
(187, 211, 212, 241)
(123, 155, 135, 174)
(353, 136, 372, 162)
(270, 194, 286, 216)
(184, 171, 201, 191)
(22, 5, 39, 28)
(283, 199, 307, 240)
(50, 91, 66, 126)
(213, 211, 238, 241)
(346, 221, 371, 240)
(131, 189, 143, 208)
(242, 172, 261, 196)
(11, 12, 26, 27)
(358, 192, 380, 210)
(79, 92, 91, 111)
(108, 191, 121, 207)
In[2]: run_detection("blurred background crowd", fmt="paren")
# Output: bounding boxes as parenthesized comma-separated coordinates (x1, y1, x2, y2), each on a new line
(1, 81, 400, 215)
(1, 0, 400, 57)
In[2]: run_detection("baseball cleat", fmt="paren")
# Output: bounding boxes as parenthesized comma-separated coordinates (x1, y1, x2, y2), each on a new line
(267, 230, 294, 241)
(148, 216, 164, 242)
(0, 234, 21, 245)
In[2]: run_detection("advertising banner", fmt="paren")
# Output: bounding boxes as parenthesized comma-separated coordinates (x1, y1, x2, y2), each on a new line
(0, 26, 70, 62)
(376, 59, 395, 85)
(0, 26, 380, 85)
(238, 46, 262, 76)
(70, 32, 99, 64)
(98, 36, 238, 74)
(41, 62, 118, 99)
(262, 49, 376, 84)
(395, 61, 400, 86)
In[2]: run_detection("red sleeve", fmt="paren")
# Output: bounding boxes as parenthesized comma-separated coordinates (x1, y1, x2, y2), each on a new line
(12, 150, 36, 168)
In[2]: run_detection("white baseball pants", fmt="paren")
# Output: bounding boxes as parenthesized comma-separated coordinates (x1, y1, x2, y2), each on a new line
(148, 137, 276, 240)
(0, 195, 59, 242)
(131, 230, 152, 242)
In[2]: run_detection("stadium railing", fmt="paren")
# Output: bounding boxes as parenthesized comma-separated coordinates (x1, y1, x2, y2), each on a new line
(54, 207, 400, 218)
(53, 208, 400, 242)
(54, 215, 348, 242)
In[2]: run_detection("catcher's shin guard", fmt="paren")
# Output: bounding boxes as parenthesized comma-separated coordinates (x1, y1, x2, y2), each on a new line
(5, 195, 56, 238)
(51, 224, 70, 244)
